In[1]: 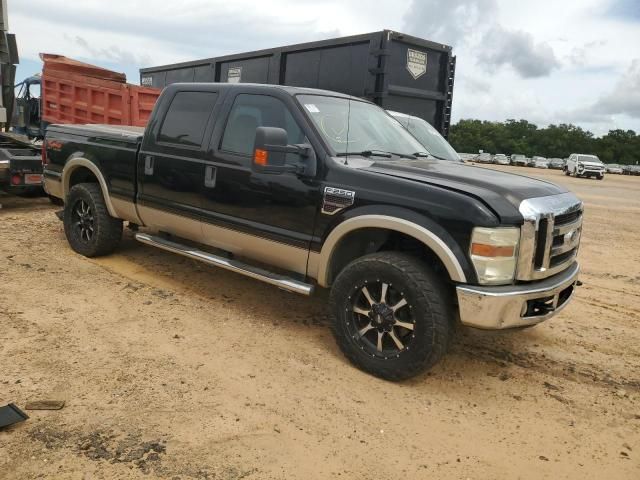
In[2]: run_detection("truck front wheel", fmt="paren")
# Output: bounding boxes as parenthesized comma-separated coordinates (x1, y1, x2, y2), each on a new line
(329, 252, 453, 381)
(63, 183, 122, 257)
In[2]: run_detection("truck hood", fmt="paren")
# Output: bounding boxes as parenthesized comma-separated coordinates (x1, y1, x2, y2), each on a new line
(361, 159, 567, 222)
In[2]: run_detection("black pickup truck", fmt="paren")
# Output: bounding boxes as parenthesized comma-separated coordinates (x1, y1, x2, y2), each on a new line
(43, 83, 583, 380)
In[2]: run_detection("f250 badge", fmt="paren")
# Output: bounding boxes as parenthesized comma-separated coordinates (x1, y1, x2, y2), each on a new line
(406, 49, 427, 80)
(322, 186, 355, 215)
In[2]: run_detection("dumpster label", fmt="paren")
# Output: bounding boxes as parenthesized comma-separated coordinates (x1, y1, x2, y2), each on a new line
(227, 67, 242, 83)
(406, 49, 427, 80)
(141, 76, 153, 87)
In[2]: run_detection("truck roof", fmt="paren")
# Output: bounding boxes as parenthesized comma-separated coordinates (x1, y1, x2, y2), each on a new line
(166, 82, 366, 102)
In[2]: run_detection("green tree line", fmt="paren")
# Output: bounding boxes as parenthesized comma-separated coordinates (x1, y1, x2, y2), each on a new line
(449, 119, 640, 165)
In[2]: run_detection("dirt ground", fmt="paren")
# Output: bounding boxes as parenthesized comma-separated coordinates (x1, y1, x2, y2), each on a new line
(1, 166, 639, 479)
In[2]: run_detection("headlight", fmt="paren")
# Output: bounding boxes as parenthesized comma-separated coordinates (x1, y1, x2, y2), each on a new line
(470, 227, 520, 285)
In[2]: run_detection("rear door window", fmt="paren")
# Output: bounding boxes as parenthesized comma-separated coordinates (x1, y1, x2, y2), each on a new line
(220, 94, 304, 156)
(158, 91, 218, 147)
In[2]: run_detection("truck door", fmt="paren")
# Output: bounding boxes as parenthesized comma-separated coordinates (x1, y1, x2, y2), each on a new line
(199, 91, 322, 276)
(137, 90, 220, 241)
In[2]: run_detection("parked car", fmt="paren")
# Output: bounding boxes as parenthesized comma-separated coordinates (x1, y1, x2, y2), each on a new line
(605, 164, 623, 174)
(458, 153, 477, 163)
(43, 83, 583, 380)
(476, 153, 493, 163)
(564, 153, 605, 179)
(532, 157, 549, 169)
(387, 111, 461, 162)
(511, 154, 527, 167)
(623, 165, 640, 176)
(528, 156, 544, 167)
(493, 154, 510, 165)
(548, 158, 564, 170)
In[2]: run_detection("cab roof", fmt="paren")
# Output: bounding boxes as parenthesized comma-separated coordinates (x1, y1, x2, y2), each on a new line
(166, 82, 366, 102)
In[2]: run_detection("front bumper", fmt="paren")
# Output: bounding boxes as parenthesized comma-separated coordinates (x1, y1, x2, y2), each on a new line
(577, 167, 603, 176)
(456, 261, 579, 329)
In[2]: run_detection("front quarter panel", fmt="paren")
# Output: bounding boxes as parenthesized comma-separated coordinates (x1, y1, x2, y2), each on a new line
(311, 162, 504, 285)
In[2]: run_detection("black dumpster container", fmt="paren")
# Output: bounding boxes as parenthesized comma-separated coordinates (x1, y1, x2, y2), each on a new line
(140, 30, 456, 137)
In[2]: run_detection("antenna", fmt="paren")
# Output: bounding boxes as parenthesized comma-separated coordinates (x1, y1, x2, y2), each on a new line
(343, 99, 351, 165)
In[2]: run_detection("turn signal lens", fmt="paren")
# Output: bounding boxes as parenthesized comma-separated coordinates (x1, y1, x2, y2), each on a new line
(470, 243, 515, 257)
(254, 149, 268, 166)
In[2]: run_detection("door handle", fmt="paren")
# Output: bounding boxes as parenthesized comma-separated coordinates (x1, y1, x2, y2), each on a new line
(144, 155, 154, 175)
(204, 165, 217, 188)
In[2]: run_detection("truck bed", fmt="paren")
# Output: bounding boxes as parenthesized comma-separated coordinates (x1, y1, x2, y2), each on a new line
(44, 124, 143, 204)
(49, 124, 145, 144)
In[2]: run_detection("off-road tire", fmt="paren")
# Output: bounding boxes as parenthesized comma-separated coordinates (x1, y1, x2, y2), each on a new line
(329, 252, 454, 381)
(63, 183, 122, 257)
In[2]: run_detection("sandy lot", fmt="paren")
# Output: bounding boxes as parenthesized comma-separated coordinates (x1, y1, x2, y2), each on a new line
(1, 166, 639, 479)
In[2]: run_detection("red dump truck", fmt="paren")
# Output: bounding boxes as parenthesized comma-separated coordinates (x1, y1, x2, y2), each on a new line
(6, 54, 161, 193)
(39, 54, 160, 129)
(13, 54, 161, 139)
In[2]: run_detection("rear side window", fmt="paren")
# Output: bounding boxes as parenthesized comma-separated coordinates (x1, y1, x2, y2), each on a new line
(158, 91, 218, 147)
(221, 94, 305, 155)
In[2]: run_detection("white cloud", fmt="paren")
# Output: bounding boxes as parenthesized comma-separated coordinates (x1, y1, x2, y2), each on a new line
(592, 59, 640, 118)
(7, 0, 640, 134)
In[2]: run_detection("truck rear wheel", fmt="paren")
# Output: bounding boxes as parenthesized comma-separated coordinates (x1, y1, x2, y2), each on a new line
(63, 183, 122, 257)
(329, 252, 453, 381)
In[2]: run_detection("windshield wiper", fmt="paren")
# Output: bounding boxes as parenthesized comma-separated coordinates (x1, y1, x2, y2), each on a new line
(337, 150, 392, 158)
(412, 151, 451, 161)
(337, 150, 417, 159)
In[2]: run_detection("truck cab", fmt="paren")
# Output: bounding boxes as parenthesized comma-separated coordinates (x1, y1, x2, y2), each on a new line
(43, 83, 583, 380)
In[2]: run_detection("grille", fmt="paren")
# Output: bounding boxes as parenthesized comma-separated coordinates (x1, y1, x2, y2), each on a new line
(531, 212, 581, 278)
(518, 193, 583, 281)
(550, 249, 577, 267)
(555, 210, 582, 227)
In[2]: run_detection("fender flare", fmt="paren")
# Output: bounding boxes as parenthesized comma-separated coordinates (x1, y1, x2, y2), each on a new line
(61, 158, 118, 217)
(314, 214, 468, 287)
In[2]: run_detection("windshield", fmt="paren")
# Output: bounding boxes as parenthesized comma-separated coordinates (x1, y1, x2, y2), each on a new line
(399, 114, 460, 161)
(578, 155, 602, 164)
(297, 95, 425, 158)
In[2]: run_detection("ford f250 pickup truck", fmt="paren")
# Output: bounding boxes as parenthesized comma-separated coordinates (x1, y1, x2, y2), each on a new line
(43, 83, 583, 380)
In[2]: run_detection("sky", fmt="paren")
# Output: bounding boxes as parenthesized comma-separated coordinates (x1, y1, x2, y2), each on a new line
(8, 0, 640, 136)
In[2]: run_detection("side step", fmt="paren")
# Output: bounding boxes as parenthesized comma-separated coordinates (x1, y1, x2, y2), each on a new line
(134, 233, 314, 296)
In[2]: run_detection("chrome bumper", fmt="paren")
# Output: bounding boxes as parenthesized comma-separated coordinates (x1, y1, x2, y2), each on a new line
(456, 262, 579, 329)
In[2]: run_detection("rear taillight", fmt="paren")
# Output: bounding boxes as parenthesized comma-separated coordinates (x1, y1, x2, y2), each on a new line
(41, 141, 48, 166)
(11, 174, 22, 185)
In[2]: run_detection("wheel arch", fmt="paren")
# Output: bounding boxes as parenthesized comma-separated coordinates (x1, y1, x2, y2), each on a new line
(62, 157, 118, 217)
(311, 214, 469, 287)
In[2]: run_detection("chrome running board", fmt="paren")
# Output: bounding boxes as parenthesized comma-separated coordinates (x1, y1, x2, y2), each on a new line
(134, 233, 314, 296)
